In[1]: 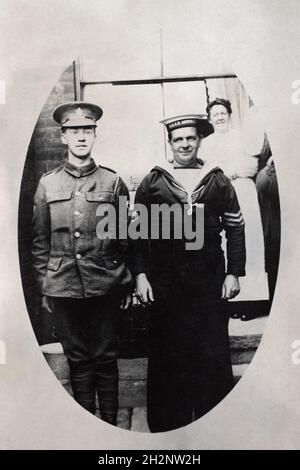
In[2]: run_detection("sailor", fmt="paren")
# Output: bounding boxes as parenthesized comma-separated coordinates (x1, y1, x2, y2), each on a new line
(130, 114, 246, 432)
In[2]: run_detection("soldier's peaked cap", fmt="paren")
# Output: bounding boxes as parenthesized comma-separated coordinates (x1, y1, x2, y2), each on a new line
(160, 114, 212, 137)
(53, 101, 103, 128)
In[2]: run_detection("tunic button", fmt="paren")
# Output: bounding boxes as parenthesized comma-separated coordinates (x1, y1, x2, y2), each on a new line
(74, 231, 80, 238)
(76, 254, 82, 260)
(74, 210, 80, 216)
(75, 191, 81, 196)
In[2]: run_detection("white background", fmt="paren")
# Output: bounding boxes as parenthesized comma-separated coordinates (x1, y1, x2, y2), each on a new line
(1, 0, 300, 449)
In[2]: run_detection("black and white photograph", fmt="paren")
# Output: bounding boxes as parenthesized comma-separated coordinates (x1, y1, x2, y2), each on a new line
(1, 0, 300, 454)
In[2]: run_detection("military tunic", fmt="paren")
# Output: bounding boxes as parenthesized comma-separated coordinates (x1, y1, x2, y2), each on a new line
(32, 158, 132, 297)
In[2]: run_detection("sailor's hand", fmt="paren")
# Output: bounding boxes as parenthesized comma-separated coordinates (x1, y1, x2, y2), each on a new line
(222, 274, 240, 300)
(135, 273, 154, 305)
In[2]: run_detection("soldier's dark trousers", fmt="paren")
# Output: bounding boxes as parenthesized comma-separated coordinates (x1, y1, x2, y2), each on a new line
(51, 295, 121, 425)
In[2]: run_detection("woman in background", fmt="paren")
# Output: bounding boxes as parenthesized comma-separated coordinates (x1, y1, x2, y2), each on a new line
(256, 139, 280, 304)
(202, 98, 269, 319)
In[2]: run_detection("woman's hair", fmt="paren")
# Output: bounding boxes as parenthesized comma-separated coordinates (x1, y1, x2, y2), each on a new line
(206, 98, 232, 118)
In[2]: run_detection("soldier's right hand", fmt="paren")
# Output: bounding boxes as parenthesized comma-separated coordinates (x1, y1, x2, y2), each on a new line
(135, 273, 154, 305)
(42, 295, 53, 315)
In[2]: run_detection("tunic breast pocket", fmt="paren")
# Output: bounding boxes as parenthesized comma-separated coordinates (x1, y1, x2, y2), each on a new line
(85, 191, 114, 232)
(46, 191, 73, 231)
(85, 191, 114, 205)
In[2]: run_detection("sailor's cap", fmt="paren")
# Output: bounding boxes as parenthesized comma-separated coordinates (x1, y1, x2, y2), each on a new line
(160, 114, 212, 137)
(53, 101, 103, 128)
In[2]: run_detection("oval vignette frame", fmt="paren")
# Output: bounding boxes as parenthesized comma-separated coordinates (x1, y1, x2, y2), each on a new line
(18, 59, 281, 433)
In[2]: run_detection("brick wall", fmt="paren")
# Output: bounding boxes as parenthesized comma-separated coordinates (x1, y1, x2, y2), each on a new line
(18, 64, 75, 345)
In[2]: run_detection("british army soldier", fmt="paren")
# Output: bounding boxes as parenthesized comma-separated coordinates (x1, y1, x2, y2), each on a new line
(131, 115, 246, 432)
(32, 102, 133, 425)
